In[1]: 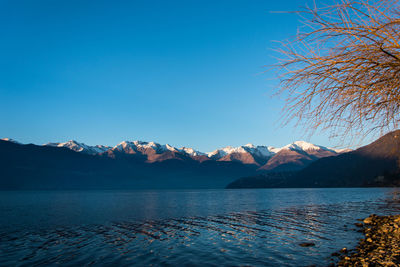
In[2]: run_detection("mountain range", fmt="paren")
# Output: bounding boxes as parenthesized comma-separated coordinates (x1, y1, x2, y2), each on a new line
(36, 139, 349, 171)
(3, 131, 400, 189)
(227, 130, 400, 188)
(0, 138, 349, 190)
(2, 131, 400, 190)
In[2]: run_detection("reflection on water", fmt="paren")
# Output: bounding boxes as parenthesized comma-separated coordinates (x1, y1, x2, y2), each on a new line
(1, 188, 400, 266)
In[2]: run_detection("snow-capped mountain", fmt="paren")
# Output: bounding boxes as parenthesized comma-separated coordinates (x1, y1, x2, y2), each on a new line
(208, 144, 275, 159)
(208, 141, 340, 159)
(279, 141, 332, 152)
(207, 141, 346, 169)
(112, 141, 177, 154)
(106, 141, 207, 162)
(45, 140, 111, 155)
(207, 144, 276, 165)
(178, 147, 205, 157)
(2, 138, 351, 171)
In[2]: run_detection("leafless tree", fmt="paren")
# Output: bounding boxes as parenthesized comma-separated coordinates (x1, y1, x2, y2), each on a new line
(276, 0, 400, 143)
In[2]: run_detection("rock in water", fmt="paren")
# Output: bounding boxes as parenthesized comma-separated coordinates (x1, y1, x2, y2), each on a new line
(299, 242, 315, 247)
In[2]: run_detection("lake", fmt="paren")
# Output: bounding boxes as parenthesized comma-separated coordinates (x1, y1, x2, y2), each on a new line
(1, 188, 400, 266)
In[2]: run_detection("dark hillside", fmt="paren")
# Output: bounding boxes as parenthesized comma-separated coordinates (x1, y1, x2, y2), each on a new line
(0, 140, 258, 190)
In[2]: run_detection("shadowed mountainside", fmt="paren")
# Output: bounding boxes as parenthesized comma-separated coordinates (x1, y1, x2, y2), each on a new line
(0, 140, 259, 190)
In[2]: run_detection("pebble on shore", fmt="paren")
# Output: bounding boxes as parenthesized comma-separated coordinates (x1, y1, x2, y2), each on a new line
(337, 214, 400, 266)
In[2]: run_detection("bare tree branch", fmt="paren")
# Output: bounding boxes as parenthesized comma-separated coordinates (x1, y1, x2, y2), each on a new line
(276, 0, 400, 143)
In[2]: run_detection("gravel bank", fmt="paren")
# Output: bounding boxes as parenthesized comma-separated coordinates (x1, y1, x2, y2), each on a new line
(337, 214, 400, 266)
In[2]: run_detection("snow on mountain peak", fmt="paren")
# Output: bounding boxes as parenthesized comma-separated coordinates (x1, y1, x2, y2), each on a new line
(132, 140, 157, 148)
(225, 146, 247, 154)
(114, 140, 182, 154)
(92, 145, 112, 153)
(330, 148, 352, 153)
(208, 146, 247, 157)
(268, 146, 281, 154)
(115, 141, 139, 151)
(179, 147, 205, 156)
(207, 144, 276, 159)
(250, 145, 276, 157)
(1, 138, 21, 144)
(113, 141, 134, 153)
(46, 140, 85, 152)
(116, 141, 128, 147)
(45, 140, 111, 154)
(293, 141, 321, 150)
(165, 144, 178, 152)
(278, 141, 328, 153)
(244, 143, 256, 148)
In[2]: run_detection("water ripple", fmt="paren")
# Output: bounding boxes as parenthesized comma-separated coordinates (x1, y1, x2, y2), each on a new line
(1, 189, 400, 266)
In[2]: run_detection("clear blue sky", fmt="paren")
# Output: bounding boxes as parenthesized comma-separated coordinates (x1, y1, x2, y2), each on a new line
(0, 0, 362, 151)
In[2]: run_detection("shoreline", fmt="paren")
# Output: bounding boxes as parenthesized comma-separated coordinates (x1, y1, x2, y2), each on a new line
(336, 214, 400, 266)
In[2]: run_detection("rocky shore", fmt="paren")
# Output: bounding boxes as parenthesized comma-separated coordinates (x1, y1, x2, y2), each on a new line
(337, 214, 400, 266)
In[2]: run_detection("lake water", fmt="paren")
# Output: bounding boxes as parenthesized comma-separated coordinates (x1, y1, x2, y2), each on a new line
(1, 188, 400, 266)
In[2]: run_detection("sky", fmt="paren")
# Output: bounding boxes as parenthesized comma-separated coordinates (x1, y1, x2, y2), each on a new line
(0, 0, 368, 152)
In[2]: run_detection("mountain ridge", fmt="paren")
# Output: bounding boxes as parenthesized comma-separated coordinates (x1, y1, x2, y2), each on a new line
(1, 138, 350, 171)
